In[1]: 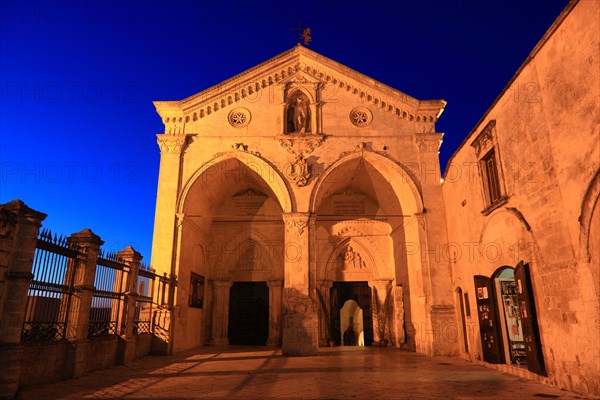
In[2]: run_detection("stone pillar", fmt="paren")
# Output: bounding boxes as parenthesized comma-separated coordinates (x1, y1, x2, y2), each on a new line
(392, 285, 405, 347)
(267, 280, 283, 346)
(282, 213, 318, 356)
(117, 246, 142, 365)
(65, 229, 103, 378)
(316, 280, 332, 346)
(151, 134, 188, 278)
(210, 280, 231, 346)
(0, 200, 46, 400)
(370, 280, 392, 344)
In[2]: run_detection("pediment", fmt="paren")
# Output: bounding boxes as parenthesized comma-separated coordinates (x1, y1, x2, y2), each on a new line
(154, 45, 446, 129)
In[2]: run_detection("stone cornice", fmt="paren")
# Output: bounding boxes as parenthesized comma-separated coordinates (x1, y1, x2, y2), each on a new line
(154, 45, 446, 128)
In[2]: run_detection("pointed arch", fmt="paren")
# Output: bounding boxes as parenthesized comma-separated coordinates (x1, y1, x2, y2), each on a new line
(579, 168, 600, 262)
(177, 151, 294, 214)
(310, 151, 424, 215)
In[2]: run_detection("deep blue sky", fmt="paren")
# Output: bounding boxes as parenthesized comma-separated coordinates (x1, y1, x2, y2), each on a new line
(0, 0, 568, 262)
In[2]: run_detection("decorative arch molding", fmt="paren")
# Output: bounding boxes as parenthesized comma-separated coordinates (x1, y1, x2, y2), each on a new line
(322, 224, 390, 280)
(309, 150, 424, 215)
(477, 207, 541, 273)
(155, 47, 445, 135)
(177, 150, 294, 214)
(323, 237, 379, 281)
(579, 169, 600, 262)
(215, 228, 284, 281)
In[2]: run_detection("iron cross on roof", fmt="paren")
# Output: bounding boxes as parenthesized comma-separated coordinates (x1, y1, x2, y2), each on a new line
(290, 21, 312, 46)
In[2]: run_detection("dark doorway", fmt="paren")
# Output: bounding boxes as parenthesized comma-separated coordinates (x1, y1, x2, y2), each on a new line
(330, 282, 373, 346)
(228, 282, 269, 345)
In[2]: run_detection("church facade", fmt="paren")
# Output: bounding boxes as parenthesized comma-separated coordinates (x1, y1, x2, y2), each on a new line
(150, 0, 598, 395)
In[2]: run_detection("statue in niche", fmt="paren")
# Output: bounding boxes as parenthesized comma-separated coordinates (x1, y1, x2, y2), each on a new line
(339, 246, 367, 271)
(287, 91, 311, 134)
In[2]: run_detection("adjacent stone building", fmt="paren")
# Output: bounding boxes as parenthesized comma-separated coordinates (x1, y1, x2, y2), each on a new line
(150, 0, 598, 395)
(443, 0, 599, 395)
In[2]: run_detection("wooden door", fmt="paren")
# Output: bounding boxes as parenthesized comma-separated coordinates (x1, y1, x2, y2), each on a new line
(514, 262, 546, 376)
(474, 275, 504, 364)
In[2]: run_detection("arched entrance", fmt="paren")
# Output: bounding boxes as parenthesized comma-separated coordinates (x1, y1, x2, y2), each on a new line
(310, 152, 424, 348)
(174, 153, 291, 350)
(474, 263, 546, 375)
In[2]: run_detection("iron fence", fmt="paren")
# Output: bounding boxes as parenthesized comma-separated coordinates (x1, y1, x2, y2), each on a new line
(88, 250, 129, 337)
(21, 230, 80, 341)
(21, 229, 177, 345)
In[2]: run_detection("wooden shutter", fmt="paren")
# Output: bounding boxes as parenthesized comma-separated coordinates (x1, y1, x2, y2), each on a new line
(514, 262, 547, 376)
(473, 275, 504, 364)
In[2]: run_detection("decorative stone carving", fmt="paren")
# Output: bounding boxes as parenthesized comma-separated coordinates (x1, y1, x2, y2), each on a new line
(285, 154, 310, 187)
(285, 215, 308, 234)
(286, 91, 311, 134)
(470, 120, 496, 157)
(350, 107, 373, 127)
(228, 107, 251, 128)
(413, 134, 442, 153)
(156, 134, 188, 154)
(279, 136, 323, 155)
(338, 245, 367, 271)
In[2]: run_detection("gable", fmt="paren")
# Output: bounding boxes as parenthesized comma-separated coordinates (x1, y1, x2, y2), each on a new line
(154, 45, 446, 135)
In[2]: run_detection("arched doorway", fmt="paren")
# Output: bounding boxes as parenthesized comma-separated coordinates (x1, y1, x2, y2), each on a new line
(474, 263, 546, 375)
(310, 152, 424, 348)
(176, 154, 291, 350)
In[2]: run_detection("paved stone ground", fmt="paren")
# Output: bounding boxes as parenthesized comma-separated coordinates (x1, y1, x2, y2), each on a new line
(16, 346, 595, 400)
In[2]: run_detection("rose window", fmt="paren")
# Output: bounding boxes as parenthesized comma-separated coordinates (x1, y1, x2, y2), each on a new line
(228, 108, 251, 128)
(350, 107, 372, 127)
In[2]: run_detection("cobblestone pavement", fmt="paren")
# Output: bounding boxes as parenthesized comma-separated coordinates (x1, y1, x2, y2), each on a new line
(16, 346, 595, 400)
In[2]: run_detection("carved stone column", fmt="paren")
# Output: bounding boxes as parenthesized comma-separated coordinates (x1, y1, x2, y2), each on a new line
(267, 280, 283, 346)
(151, 134, 188, 278)
(282, 213, 318, 356)
(370, 280, 393, 344)
(210, 280, 232, 346)
(316, 280, 332, 346)
(392, 285, 405, 348)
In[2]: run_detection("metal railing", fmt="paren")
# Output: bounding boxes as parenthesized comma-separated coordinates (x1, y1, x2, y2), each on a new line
(21, 230, 177, 344)
(21, 230, 80, 341)
(88, 250, 128, 337)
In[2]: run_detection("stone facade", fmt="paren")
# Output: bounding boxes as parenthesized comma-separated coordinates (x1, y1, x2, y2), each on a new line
(150, 0, 598, 396)
(442, 0, 599, 396)
(151, 44, 455, 357)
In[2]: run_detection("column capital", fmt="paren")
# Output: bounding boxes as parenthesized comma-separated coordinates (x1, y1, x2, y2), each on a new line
(156, 134, 189, 154)
(282, 212, 310, 235)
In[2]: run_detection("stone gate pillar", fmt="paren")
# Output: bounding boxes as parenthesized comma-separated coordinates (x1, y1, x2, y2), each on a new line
(210, 280, 232, 346)
(0, 200, 46, 400)
(267, 280, 283, 346)
(281, 212, 318, 356)
(116, 246, 142, 365)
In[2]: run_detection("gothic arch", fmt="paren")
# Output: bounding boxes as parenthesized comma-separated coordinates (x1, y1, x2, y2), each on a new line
(215, 228, 284, 281)
(177, 151, 294, 214)
(322, 237, 379, 281)
(579, 169, 600, 262)
(478, 207, 540, 275)
(309, 151, 424, 215)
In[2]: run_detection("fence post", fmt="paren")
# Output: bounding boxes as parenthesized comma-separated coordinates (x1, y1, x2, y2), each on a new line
(0, 200, 46, 400)
(116, 246, 141, 365)
(64, 228, 103, 378)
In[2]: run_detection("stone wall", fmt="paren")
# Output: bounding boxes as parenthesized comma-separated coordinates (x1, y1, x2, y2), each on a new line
(442, 0, 600, 396)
